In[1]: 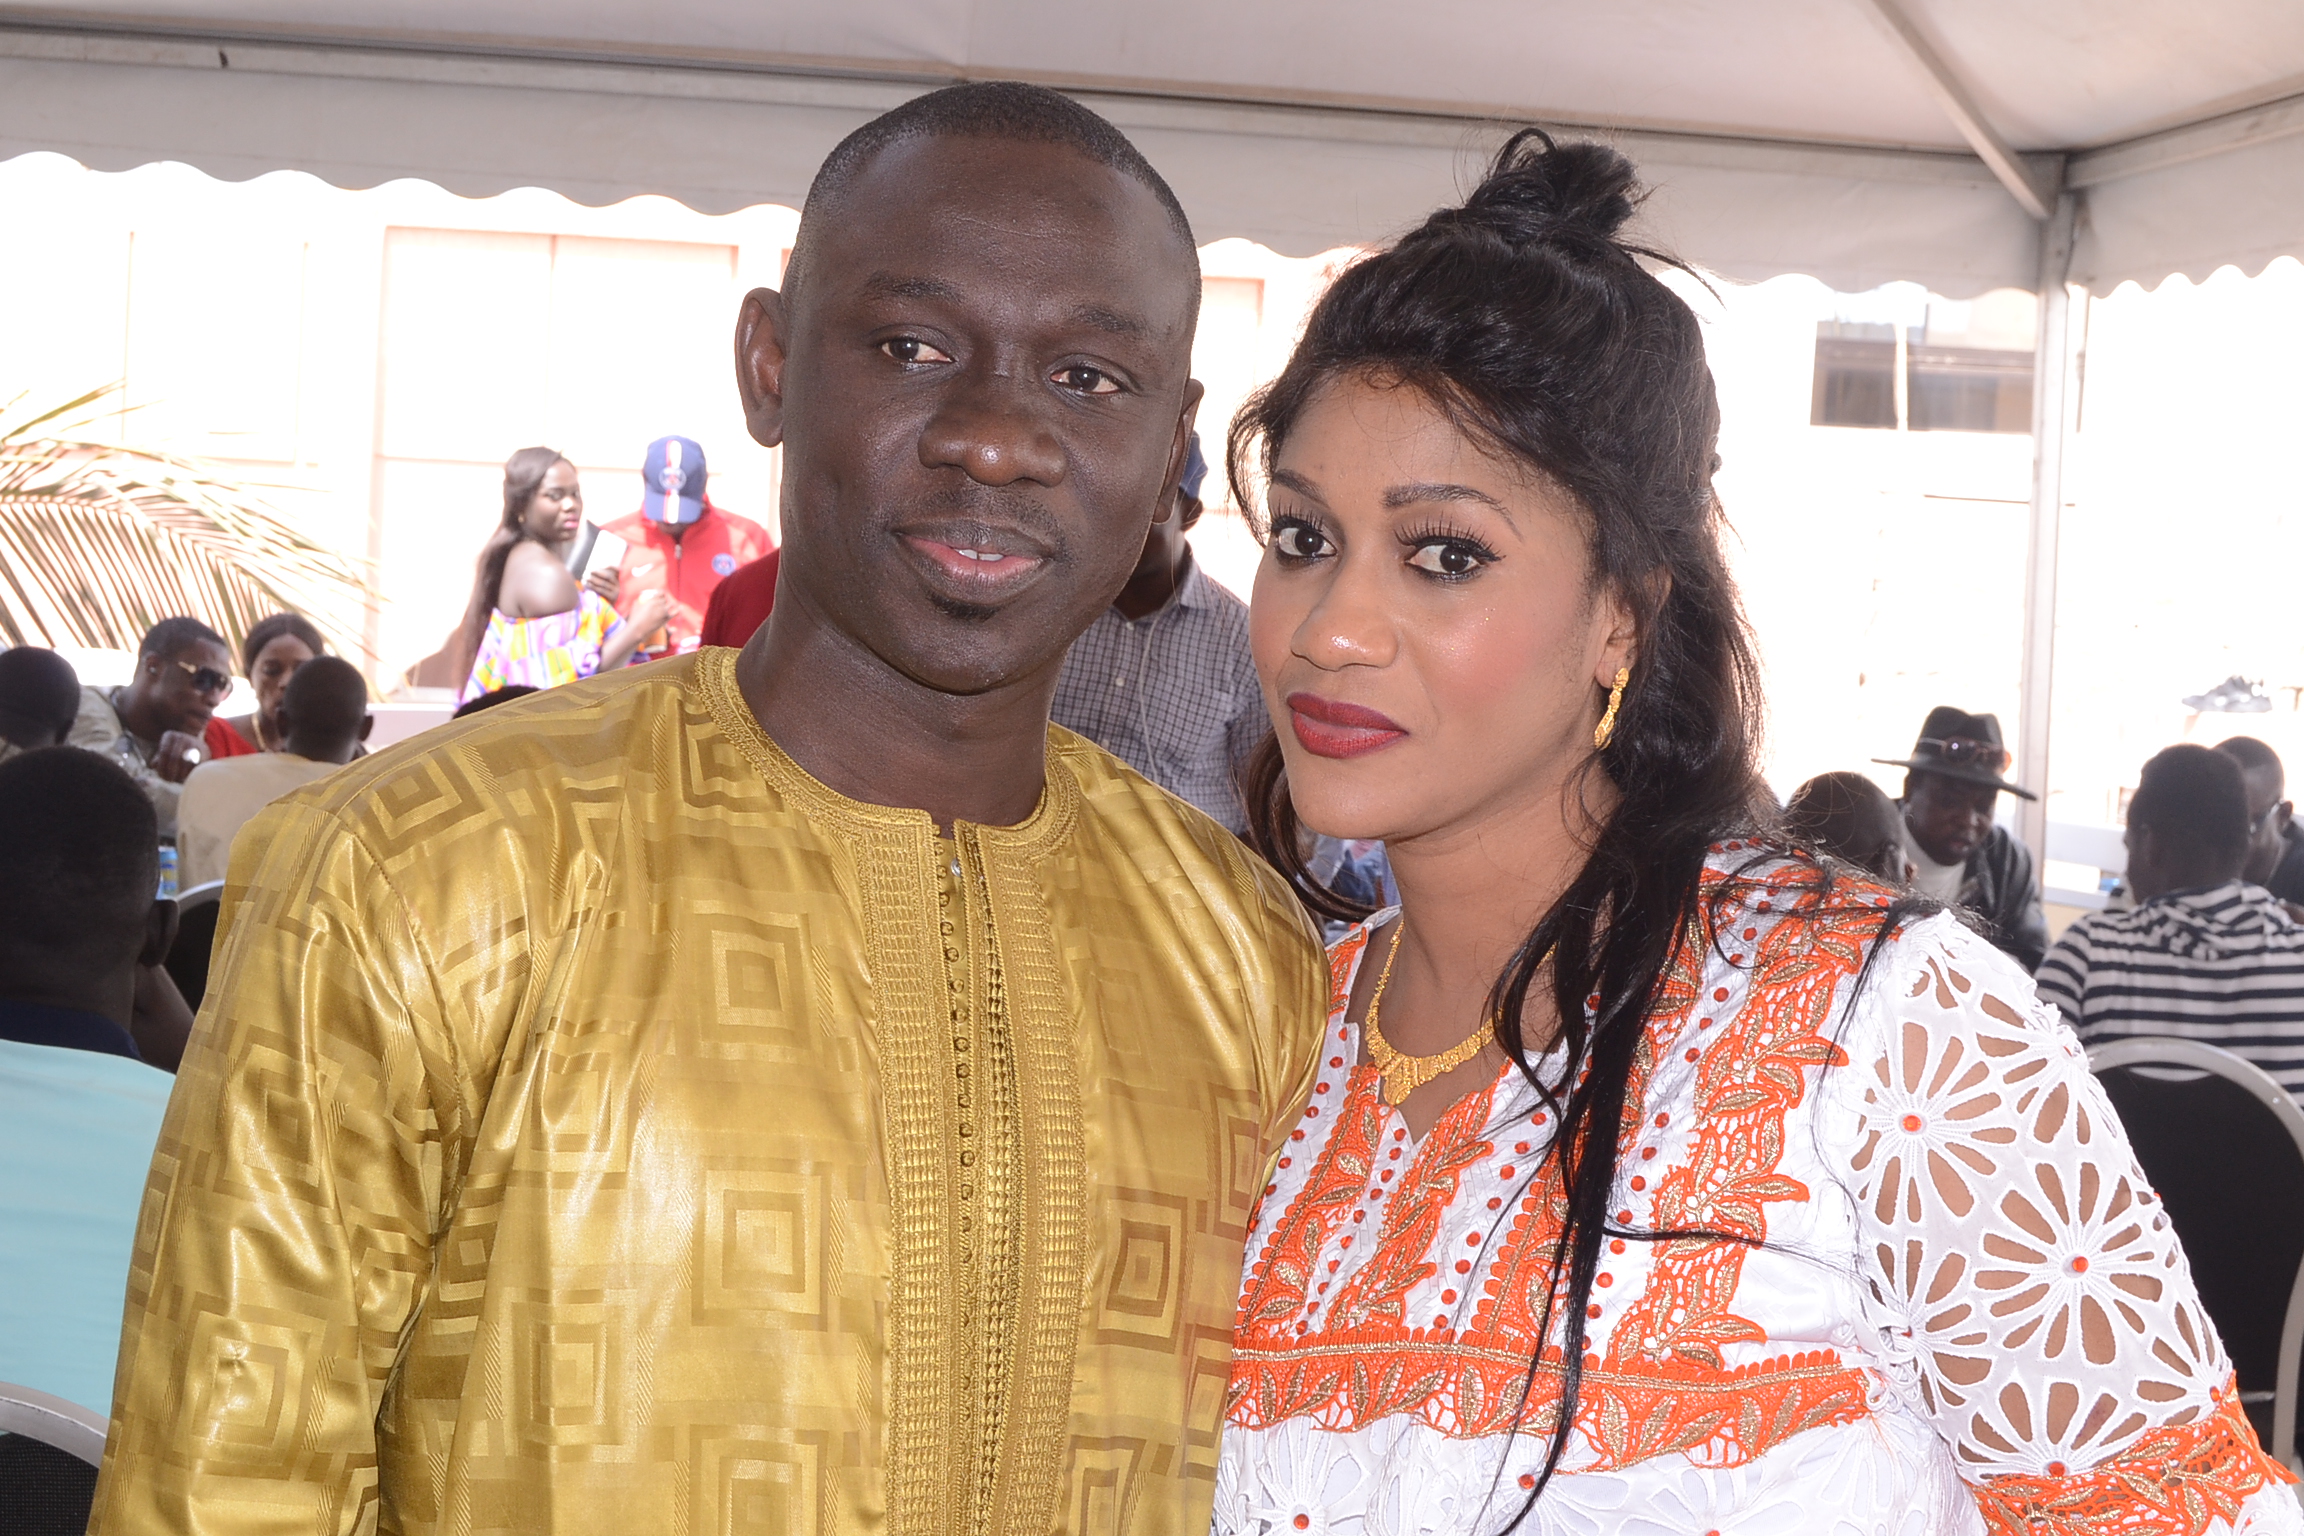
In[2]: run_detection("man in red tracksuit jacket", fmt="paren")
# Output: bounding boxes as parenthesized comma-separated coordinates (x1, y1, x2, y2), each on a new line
(600, 435, 773, 659)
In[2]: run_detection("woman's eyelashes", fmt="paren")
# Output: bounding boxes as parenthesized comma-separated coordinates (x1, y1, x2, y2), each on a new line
(1400, 522, 1501, 580)
(1270, 511, 1502, 580)
(1268, 513, 1335, 563)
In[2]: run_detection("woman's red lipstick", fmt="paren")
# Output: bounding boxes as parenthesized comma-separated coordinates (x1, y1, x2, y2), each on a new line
(1286, 692, 1408, 759)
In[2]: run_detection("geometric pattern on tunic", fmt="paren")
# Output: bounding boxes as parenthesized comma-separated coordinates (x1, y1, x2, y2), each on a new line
(88, 649, 1328, 1536)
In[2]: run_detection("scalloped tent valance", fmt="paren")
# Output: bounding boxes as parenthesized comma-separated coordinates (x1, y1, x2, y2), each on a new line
(2, 0, 2302, 298)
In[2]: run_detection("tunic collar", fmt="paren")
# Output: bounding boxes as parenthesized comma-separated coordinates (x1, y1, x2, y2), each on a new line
(699, 647, 1078, 862)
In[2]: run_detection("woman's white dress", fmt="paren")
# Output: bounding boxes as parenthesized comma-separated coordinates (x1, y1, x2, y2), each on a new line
(1215, 849, 2302, 1535)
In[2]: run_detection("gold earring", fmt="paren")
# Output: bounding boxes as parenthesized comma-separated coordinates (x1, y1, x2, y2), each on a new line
(1593, 666, 1630, 750)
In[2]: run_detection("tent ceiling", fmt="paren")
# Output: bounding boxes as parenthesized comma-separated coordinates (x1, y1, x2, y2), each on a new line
(4, 1, 2303, 294)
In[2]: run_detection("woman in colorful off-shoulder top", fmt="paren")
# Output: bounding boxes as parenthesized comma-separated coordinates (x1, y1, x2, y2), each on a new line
(1215, 131, 2299, 1536)
(456, 447, 671, 704)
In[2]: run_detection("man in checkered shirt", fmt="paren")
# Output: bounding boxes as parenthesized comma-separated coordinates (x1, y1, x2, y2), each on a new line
(1051, 433, 1265, 834)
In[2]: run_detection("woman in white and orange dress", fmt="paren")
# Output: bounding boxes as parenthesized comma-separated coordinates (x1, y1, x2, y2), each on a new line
(1216, 132, 2298, 1535)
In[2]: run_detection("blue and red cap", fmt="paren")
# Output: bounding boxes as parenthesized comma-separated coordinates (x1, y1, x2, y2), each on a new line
(642, 436, 708, 526)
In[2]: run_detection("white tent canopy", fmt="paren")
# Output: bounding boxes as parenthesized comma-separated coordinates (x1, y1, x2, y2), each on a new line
(3, 0, 2303, 297)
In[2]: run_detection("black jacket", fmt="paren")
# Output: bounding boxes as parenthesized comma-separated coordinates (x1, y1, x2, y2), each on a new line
(1959, 824, 2049, 972)
(1899, 807, 2048, 972)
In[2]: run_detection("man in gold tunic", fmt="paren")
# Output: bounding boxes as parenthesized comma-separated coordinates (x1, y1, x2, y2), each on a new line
(91, 84, 1325, 1536)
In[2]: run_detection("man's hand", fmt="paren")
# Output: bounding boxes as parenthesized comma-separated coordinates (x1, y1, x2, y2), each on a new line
(583, 566, 621, 602)
(631, 589, 674, 635)
(155, 730, 206, 783)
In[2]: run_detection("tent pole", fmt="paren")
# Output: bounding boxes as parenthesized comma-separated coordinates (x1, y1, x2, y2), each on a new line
(1857, 0, 2053, 218)
(2017, 191, 2080, 868)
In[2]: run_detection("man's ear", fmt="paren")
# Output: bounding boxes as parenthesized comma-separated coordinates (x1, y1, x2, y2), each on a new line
(1153, 383, 1206, 528)
(140, 898, 179, 968)
(735, 287, 790, 450)
(273, 704, 295, 741)
(2126, 824, 2157, 881)
(358, 713, 374, 743)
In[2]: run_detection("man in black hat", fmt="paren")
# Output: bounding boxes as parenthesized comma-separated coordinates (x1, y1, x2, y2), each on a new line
(1877, 705, 2048, 970)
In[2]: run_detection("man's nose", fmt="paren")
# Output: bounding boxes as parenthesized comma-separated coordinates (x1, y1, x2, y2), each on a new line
(918, 371, 1067, 488)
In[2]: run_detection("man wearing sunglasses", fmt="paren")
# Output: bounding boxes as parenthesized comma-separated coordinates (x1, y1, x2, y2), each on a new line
(66, 616, 236, 839)
(1876, 705, 2049, 971)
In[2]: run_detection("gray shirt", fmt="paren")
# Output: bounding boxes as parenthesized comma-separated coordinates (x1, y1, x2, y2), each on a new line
(1049, 556, 1265, 834)
(68, 685, 182, 837)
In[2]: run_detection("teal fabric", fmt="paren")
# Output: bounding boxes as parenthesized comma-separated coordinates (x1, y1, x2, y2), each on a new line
(0, 1038, 170, 1417)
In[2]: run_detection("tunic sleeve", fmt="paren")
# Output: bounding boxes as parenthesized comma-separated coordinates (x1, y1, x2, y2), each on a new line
(90, 796, 457, 1536)
(1835, 915, 2300, 1533)
(1241, 858, 1328, 1153)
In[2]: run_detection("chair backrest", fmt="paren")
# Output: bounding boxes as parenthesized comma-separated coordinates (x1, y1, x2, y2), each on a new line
(0, 1382, 107, 1535)
(2090, 1037, 2304, 1470)
(165, 879, 226, 1015)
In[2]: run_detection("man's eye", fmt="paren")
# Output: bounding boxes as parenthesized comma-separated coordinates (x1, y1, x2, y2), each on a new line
(1272, 522, 1332, 561)
(1406, 541, 1491, 579)
(881, 337, 953, 366)
(1052, 365, 1120, 395)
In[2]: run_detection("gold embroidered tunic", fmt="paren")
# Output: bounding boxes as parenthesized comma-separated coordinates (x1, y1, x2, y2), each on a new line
(90, 649, 1326, 1536)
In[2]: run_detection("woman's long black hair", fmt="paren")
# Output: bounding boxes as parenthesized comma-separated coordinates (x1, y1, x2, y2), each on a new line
(1233, 130, 1790, 1517)
(456, 446, 569, 685)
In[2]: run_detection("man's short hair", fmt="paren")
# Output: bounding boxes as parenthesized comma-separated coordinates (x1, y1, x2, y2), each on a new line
(2129, 744, 2250, 867)
(786, 81, 1198, 312)
(0, 747, 157, 985)
(282, 655, 368, 746)
(2215, 735, 2284, 797)
(1786, 771, 1906, 879)
(0, 647, 83, 747)
(139, 616, 228, 661)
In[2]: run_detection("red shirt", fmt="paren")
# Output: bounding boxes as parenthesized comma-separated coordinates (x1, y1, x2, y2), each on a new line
(699, 548, 780, 649)
(601, 500, 773, 658)
(204, 716, 260, 760)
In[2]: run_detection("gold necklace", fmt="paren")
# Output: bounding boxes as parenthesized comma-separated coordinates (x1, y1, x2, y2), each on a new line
(1363, 920, 1495, 1107)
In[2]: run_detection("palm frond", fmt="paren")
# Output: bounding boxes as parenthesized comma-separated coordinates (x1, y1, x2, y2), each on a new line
(0, 382, 372, 667)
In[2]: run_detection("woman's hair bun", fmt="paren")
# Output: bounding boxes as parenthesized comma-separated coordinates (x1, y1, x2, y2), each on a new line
(1421, 128, 1643, 255)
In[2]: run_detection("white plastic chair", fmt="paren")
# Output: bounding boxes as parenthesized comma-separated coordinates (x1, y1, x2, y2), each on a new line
(0, 1380, 107, 1466)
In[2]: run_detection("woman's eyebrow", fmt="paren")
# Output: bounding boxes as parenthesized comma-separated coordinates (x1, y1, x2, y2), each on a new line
(1270, 468, 1329, 506)
(1382, 481, 1509, 513)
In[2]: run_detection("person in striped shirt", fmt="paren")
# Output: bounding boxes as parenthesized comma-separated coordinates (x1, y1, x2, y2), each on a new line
(2038, 742, 2304, 1096)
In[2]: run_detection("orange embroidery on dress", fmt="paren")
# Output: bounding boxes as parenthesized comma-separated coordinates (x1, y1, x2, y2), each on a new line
(1328, 1080, 1500, 1333)
(1230, 861, 1888, 1471)
(1327, 925, 1369, 1018)
(1971, 1389, 2295, 1535)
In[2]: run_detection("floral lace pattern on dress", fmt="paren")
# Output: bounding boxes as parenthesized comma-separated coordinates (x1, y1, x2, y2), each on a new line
(1221, 852, 2298, 1536)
